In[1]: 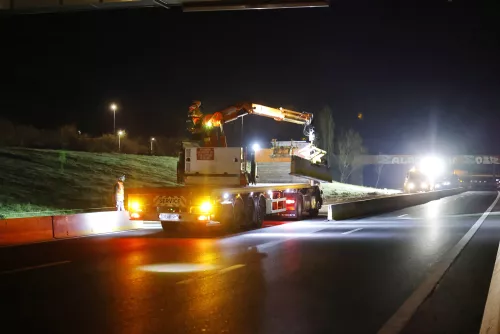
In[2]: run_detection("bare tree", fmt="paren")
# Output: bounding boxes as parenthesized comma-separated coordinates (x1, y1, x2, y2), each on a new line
(375, 163, 384, 188)
(336, 129, 366, 183)
(316, 105, 335, 167)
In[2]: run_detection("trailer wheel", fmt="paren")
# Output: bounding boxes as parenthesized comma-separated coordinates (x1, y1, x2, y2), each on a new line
(294, 197, 303, 221)
(253, 195, 266, 228)
(309, 209, 319, 218)
(233, 198, 245, 230)
(244, 196, 255, 229)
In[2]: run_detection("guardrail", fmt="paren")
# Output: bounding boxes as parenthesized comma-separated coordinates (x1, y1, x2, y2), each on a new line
(327, 188, 465, 220)
(0, 211, 142, 247)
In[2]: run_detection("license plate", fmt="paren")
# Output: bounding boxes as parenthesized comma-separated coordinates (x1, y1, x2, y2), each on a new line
(159, 213, 179, 221)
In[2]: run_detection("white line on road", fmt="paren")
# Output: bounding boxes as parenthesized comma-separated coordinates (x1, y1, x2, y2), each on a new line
(480, 242, 500, 333)
(342, 228, 363, 235)
(378, 191, 500, 334)
(176, 264, 246, 285)
(218, 264, 246, 274)
(0, 260, 71, 275)
(397, 214, 408, 218)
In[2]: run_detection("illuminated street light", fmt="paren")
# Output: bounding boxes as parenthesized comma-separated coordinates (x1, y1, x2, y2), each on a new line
(150, 137, 155, 155)
(117, 130, 125, 152)
(110, 103, 118, 134)
(252, 143, 260, 152)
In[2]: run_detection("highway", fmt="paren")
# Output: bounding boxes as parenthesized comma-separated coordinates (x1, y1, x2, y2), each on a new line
(1, 191, 500, 334)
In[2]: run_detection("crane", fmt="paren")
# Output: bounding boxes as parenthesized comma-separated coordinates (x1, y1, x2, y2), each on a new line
(186, 101, 317, 147)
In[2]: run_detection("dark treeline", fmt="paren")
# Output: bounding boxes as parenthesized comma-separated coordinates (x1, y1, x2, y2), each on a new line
(0, 119, 183, 156)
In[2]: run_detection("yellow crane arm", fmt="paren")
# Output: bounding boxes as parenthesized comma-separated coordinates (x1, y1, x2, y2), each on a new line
(249, 104, 313, 125)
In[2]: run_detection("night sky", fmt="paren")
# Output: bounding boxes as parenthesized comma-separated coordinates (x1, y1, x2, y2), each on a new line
(1, 0, 500, 154)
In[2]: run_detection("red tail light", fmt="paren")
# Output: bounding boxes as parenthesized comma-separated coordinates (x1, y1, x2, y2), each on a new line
(286, 199, 295, 204)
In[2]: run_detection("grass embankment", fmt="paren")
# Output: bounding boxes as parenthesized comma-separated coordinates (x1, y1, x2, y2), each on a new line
(0, 148, 399, 218)
(0, 148, 177, 218)
(321, 182, 401, 205)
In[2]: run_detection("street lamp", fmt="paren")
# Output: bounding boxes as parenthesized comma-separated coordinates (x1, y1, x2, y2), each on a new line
(117, 130, 124, 152)
(150, 137, 155, 155)
(252, 143, 260, 152)
(110, 103, 118, 134)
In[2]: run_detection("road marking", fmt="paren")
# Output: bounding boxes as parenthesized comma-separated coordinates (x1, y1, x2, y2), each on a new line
(378, 191, 500, 334)
(0, 260, 71, 275)
(176, 264, 246, 285)
(480, 241, 500, 333)
(253, 238, 293, 251)
(397, 214, 408, 218)
(218, 264, 246, 274)
(342, 228, 363, 235)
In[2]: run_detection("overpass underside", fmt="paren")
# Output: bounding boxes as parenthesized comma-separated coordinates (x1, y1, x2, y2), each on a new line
(0, 0, 329, 13)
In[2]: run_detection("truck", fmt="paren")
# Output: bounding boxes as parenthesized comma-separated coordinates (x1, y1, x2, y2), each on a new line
(127, 101, 329, 232)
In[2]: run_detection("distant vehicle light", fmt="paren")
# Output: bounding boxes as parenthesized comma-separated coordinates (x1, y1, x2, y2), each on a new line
(443, 181, 450, 186)
(435, 184, 441, 189)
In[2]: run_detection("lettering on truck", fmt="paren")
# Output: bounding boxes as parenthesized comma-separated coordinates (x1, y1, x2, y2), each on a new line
(154, 196, 187, 207)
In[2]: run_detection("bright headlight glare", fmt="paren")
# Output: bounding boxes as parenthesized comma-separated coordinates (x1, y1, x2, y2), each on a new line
(409, 183, 415, 189)
(421, 182, 427, 188)
(130, 201, 142, 212)
(200, 201, 213, 213)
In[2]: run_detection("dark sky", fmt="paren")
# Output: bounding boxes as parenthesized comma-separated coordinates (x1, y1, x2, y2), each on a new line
(1, 0, 500, 154)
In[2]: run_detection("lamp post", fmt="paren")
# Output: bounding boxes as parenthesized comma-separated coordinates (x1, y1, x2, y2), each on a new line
(118, 130, 124, 152)
(150, 137, 155, 155)
(110, 103, 118, 134)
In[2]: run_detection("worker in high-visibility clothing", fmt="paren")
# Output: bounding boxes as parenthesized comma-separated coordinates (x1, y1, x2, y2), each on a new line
(114, 175, 125, 211)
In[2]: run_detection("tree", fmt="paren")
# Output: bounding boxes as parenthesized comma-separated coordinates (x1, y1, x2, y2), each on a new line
(336, 128, 366, 183)
(375, 163, 384, 188)
(316, 106, 335, 168)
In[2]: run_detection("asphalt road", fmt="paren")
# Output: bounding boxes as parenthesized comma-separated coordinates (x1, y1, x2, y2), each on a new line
(1, 191, 500, 334)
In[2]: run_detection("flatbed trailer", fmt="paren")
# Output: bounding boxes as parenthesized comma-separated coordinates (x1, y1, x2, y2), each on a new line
(127, 182, 323, 231)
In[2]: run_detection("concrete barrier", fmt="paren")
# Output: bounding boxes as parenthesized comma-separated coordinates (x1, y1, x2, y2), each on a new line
(0, 216, 54, 246)
(327, 188, 465, 220)
(53, 211, 142, 239)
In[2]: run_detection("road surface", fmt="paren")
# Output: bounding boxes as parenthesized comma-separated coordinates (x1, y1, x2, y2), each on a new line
(1, 191, 499, 334)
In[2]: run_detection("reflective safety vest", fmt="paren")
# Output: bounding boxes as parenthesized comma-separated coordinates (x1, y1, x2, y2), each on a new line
(115, 181, 124, 201)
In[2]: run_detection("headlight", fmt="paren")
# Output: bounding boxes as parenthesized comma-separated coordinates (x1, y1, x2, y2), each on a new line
(408, 183, 415, 189)
(421, 182, 428, 188)
(200, 201, 213, 213)
(130, 201, 142, 212)
(444, 181, 450, 186)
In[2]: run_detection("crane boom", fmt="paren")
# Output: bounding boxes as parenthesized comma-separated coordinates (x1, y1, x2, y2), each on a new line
(249, 104, 312, 125)
(186, 101, 317, 149)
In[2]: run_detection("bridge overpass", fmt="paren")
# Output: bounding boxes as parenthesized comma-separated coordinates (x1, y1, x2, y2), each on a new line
(0, 0, 329, 13)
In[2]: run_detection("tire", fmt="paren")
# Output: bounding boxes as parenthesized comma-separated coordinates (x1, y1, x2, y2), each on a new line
(233, 198, 245, 230)
(294, 198, 303, 221)
(222, 199, 244, 233)
(253, 195, 266, 228)
(244, 196, 255, 229)
(309, 209, 319, 218)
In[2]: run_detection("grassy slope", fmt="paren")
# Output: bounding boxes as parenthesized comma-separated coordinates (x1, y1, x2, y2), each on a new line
(0, 148, 178, 218)
(0, 148, 399, 218)
(320, 181, 401, 204)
